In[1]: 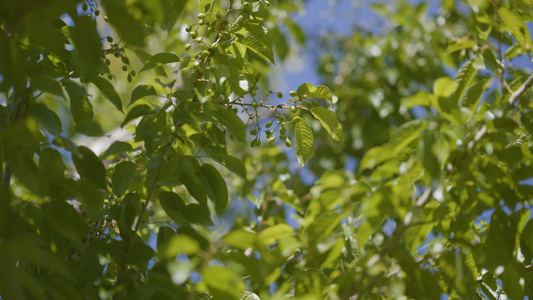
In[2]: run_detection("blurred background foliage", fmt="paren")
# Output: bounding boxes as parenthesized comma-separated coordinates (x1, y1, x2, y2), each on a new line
(2, 0, 533, 299)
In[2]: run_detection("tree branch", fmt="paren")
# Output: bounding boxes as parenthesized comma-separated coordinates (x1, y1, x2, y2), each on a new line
(114, 123, 182, 290)
(508, 74, 533, 107)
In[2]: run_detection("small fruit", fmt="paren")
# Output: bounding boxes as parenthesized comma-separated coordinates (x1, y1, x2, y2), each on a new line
(291, 105, 297, 113)
(122, 65, 128, 71)
(252, 101, 258, 109)
(107, 74, 113, 80)
(285, 139, 292, 147)
(251, 139, 257, 147)
(195, 36, 203, 43)
(280, 126, 286, 134)
(277, 92, 283, 98)
(198, 19, 205, 26)
(197, 13, 206, 19)
(202, 50, 210, 56)
(105, 58, 111, 65)
(121, 56, 129, 64)
(185, 43, 192, 51)
(186, 26, 192, 32)
(130, 70, 136, 76)
(268, 137, 276, 144)
(265, 121, 273, 128)
(190, 31, 198, 38)
(256, 139, 262, 147)
(94, 9, 100, 16)
(107, 36, 113, 43)
(289, 90, 297, 97)
(279, 134, 286, 140)
(127, 74, 132, 82)
(250, 129, 258, 135)
(82, 3, 88, 11)
(265, 130, 272, 138)
(250, 91, 256, 97)
(243, 2, 250, 10)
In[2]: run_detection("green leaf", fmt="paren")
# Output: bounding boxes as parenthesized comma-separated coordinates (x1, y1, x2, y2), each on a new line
(520, 219, 533, 262)
(238, 36, 275, 65)
(499, 7, 532, 51)
(101, 0, 145, 46)
(212, 155, 247, 179)
(240, 291, 261, 300)
(27, 103, 62, 136)
(159, 191, 186, 224)
(178, 157, 207, 204)
(461, 80, 486, 109)
(72, 146, 106, 189)
(65, 82, 94, 123)
(389, 119, 427, 152)
(310, 107, 344, 145)
(42, 201, 87, 244)
(257, 224, 293, 246)
(31, 77, 64, 98)
(140, 53, 180, 73)
(122, 104, 153, 127)
(184, 204, 213, 226)
(296, 83, 333, 101)
(358, 145, 397, 171)
(75, 120, 104, 137)
(401, 91, 434, 110)
(433, 76, 458, 98)
(199, 0, 212, 13)
(159, 234, 200, 260)
(131, 85, 157, 105)
(200, 164, 228, 215)
(160, 0, 188, 31)
(504, 44, 523, 60)
(134, 49, 167, 77)
(293, 117, 314, 166)
(445, 37, 475, 54)
(104, 237, 155, 270)
(244, 24, 273, 48)
(451, 57, 478, 105)
(91, 76, 123, 112)
(203, 266, 246, 299)
(213, 106, 246, 142)
(100, 141, 133, 159)
(118, 193, 141, 237)
(112, 161, 135, 197)
(70, 16, 102, 80)
(223, 229, 256, 250)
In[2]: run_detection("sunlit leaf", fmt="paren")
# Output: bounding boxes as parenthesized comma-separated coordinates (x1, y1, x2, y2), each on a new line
(293, 117, 314, 166)
(310, 106, 344, 144)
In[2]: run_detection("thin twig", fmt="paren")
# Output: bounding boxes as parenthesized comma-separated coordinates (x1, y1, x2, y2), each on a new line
(508, 74, 533, 107)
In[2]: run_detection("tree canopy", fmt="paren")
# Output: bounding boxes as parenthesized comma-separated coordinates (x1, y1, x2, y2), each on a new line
(1, 0, 533, 299)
